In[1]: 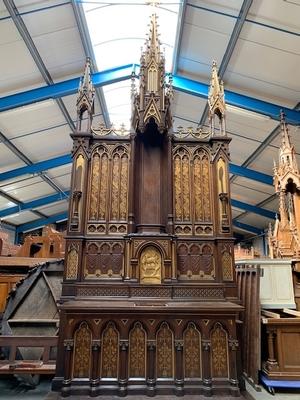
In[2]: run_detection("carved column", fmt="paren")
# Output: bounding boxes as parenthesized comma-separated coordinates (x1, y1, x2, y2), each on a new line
(202, 340, 212, 397)
(119, 340, 129, 396)
(175, 340, 184, 395)
(166, 133, 174, 234)
(147, 340, 156, 396)
(61, 339, 74, 397)
(90, 340, 101, 397)
(265, 329, 279, 371)
(128, 133, 136, 233)
(228, 339, 239, 394)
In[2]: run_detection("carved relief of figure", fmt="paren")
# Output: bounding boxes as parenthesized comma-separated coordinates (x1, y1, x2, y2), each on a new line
(140, 246, 162, 284)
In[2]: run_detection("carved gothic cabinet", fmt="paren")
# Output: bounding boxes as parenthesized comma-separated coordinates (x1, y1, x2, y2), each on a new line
(53, 14, 242, 397)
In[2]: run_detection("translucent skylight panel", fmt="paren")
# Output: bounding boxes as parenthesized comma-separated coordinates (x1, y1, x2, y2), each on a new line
(84, 0, 180, 127)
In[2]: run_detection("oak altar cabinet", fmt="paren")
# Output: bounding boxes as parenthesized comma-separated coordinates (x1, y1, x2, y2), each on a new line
(52, 14, 243, 397)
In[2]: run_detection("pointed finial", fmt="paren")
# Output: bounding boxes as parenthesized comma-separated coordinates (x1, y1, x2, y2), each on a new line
(77, 57, 95, 114)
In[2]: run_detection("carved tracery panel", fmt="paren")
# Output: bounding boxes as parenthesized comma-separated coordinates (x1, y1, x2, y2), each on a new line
(193, 148, 212, 222)
(210, 323, 229, 378)
(177, 242, 215, 280)
(129, 322, 146, 378)
(72, 322, 92, 378)
(183, 322, 202, 379)
(89, 146, 109, 221)
(110, 146, 129, 222)
(101, 322, 119, 379)
(156, 322, 174, 378)
(174, 147, 191, 222)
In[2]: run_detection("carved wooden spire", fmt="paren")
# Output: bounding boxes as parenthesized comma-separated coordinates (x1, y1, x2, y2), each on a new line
(269, 113, 300, 258)
(76, 57, 95, 132)
(208, 61, 226, 136)
(131, 13, 172, 134)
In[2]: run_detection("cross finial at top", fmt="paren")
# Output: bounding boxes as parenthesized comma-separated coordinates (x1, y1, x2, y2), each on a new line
(148, 0, 160, 9)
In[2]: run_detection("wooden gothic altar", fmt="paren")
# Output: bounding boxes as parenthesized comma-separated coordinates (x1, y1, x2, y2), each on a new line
(53, 14, 242, 397)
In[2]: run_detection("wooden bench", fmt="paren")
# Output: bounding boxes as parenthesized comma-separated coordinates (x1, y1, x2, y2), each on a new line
(0, 336, 57, 374)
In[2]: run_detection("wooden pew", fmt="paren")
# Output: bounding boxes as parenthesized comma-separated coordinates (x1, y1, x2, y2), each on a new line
(0, 336, 57, 374)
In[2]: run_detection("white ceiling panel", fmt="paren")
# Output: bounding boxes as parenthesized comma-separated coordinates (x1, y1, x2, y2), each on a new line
(231, 181, 272, 205)
(0, 195, 17, 210)
(47, 164, 72, 180)
(229, 135, 260, 165)
(22, 4, 85, 79)
(0, 19, 42, 96)
(0, 143, 25, 173)
(0, 99, 67, 140)
(238, 212, 273, 230)
(173, 92, 207, 124)
(51, 174, 71, 191)
(4, 210, 39, 225)
(248, 146, 279, 175)
(10, 125, 73, 163)
(1, 176, 55, 202)
(35, 199, 68, 217)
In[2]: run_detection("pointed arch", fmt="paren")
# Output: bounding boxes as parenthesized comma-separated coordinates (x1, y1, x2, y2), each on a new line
(210, 322, 229, 378)
(156, 322, 174, 378)
(101, 321, 119, 379)
(72, 321, 92, 378)
(183, 322, 202, 379)
(129, 322, 147, 378)
(173, 147, 191, 222)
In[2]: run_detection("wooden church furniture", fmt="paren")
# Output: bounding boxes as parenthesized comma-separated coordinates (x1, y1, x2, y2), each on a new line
(1, 259, 63, 338)
(235, 263, 261, 390)
(52, 13, 242, 397)
(0, 231, 20, 256)
(261, 310, 300, 381)
(17, 225, 65, 259)
(0, 257, 53, 314)
(0, 336, 57, 375)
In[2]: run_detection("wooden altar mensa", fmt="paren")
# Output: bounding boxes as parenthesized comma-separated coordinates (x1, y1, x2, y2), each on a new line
(52, 13, 242, 397)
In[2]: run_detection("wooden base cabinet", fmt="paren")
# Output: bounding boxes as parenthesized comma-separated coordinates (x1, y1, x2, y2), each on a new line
(262, 318, 300, 380)
(52, 300, 241, 396)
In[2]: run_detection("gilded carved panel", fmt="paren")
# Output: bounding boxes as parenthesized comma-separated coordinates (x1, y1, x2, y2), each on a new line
(222, 249, 234, 281)
(156, 322, 174, 378)
(72, 322, 92, 378)
(183, 322, 202, 379)
(174, 147, 191, 222)
(101, 322, 119, 379)
(66, 243, 79, 280)
(140, 246, 162, 284)
(129, 322, 146, 378)
(88, 144, 129, 233)
(173, 146, 213, 234)
(210, 323, 229, 378)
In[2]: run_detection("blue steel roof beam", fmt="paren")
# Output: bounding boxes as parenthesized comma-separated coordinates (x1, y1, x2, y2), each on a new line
(198, 0, 253, 127)
(0, 152, 273, 187)
(0, 64, 136, 112)
(0, 128, 66, 197)
(4, 0, 75, 132)
(2, 68, 299, 125)
(172, 0, 187, 75)
(0, 191, 70, 219)
(16, 211, 68, 234)
(233, 221, 263, 235)
(0, 190, 46, 220)
(231, 199, 275, 219)
(71, 0, 110, 127)
(0, 154, 72, 182)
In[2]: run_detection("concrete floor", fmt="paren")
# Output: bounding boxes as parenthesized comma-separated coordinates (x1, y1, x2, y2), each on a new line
(0, 376, 299, 399)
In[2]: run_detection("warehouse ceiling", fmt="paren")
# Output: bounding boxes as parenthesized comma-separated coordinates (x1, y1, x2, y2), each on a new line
(0, 0, 299, 241)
